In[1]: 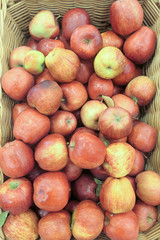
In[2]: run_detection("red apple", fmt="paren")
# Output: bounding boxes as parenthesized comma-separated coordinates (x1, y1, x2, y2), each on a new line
(134, 66, 143, 78)
(60, 81, 88, 111)
(37, 39, 65, 56)
(133, 199, 158, 232)
(37, 209, 50, 218)
(123, 26, 157, 64)
(58, 31, 71, 49)
(64, 200, 80, 214)
(12, 102, 30, 125)
(63, 159, 83, 182)
(50, 110, 77, 136)
(0, 178, 32, 215)
(90, 165, 109, 180)
(0, 139, 35, 178)
(129, 149, 145, 176)
(72, 110, 83, 127)
(99, 132, 127, 145)
(69, 131, 106, 169)
(76, 59, 94, 84)
(88, 73, 114, 100)
(74, 127, 97, 136)
(35, 68, 55, 84)
(62, 8, 90, 40)
(26, 37, 38, 50)
(101, 30, 124, 49)
(103, 210, 139, 240)
(110, 0, 144, 36)
(112, 84, 124, 96)
(9, 46, 32, 68)
(70, 24, 103, 59)
(27, 162, 46, 182)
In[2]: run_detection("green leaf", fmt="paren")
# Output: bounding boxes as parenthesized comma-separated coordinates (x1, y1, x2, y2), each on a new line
(94, 178, 103, 185)
(94, 178, 103, 197)
(0, 211, 9, 228)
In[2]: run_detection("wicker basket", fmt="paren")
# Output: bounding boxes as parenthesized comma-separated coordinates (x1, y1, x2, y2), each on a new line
(0, 0, 160, 239)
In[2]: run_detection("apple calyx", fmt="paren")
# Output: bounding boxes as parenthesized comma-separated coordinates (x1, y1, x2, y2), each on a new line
(61, 98, 66, 102)
(94, 178, 103, 196)
(70, 209, 76, 230)
(102, 95, 114, 108)
(9, 181, 20, 190)
(83, 39, 91, 44)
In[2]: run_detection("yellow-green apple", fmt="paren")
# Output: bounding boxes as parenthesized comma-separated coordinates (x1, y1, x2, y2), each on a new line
(12, 102, 30, 125)
(100, 177, 136, 213)
(0, 178, 32, 215)
(71, 200, 104, 240)
(37, 39, 65, 56)
(35, 68, 55, 84)
(60, 81, 88, 111)
(0, 139, 34, 178)
(135, 170, 160, 206)
(94, 46, 126, 79)
(103, 142, 136, 178)
(62, 8, 90, 41)
(9, 46, 32, 68)
(112, 94, 139, 118)
(63, 159, 83, 182)
(112, 57, 136, 85)
(87, 73, 114, 100)
(133, 199, 158, 232)
(76, 59, 94, 84)
(45, 47, 80, 83)
(123, 26, 157, 64)
(33, 171, 70, 212)
(125, 176, 136, 192)
(80, 100, 107, 130)
(38, 211, 71, 240)
(101, 30, 124, 49)
(26, 37, 38, 50)
(98, 106, 133, 139)
(68, 131, 106, 169)
(129, 149, 145, 176)
(1, 67, 34, 101)
(125, 76, 156, 106)
(27, 80, 63, 115)
(50, 110, 77, 136)
(35, 133, 68, 171)
(110, 0, 144, 36)
(2, 209, 39, 240)
(24, 50, 45, 75)
(70, 24, 103, 59)
(103, 210, 139, 240)
(128, 121, 157, 152)
(29, 10, 60, 41)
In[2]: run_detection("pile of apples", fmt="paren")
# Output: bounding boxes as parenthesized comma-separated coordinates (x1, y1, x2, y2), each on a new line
(0, 0, 160, 239)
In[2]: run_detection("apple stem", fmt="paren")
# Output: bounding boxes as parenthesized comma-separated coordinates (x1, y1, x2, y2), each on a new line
(61, 98, 66, 102)
(132, 96, 138, 105)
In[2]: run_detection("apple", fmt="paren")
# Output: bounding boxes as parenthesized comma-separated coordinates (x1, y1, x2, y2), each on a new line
(123, 26, 157, 64)
(110, 0, 144, 36)
(94, 46, 126, 79)
(64, 200, 80, 214)
(33, 171, 70, 212)
(90, 165, 109, 180)
(1, 67, 34, 101)
(37, 39, 65, 56)
(45, 47, 80, 83)
(112, 94, 139, 118)
(80, 100, 107, 130)
(103, 210, 139, 240)
(9, 46, 32, 68)
(128, 121, 157, 152)
(101, 30, 124, 49)
(71, 200, 104, 240)
(27, 162, 46, 182)
(12, 102, 30, 125)
(112, 84, 124, 96)
(72, 110, 83, 127)
(99, 132, 127, 145)
(24, 50, 45, 75)
(100, 177, 136, 213)
(29, 10, 60, 41)
(98, 106, 133, 139)
(125, 176, 136, 192)
(133, 199, 158, 232)
(27, 80, 63, 115)
(63, 159, 83, 182)
(68, 131, 106, 169)
(112, 57, 136, 86)
(37, 209, 49, 218)
(103, 142, 136, 178)
(129, 149, 145, 176)
(13, 108, 50, 145)
(134, 66, 143, 78)
(62, 8, 90, 40)
(35, 133, 68, 171)
(60, 81, 88, 111)
(2, 209, 39, 240)
(58, 31, 71, 49)
(125, 76, 156, 106)
(76, 59, 94, 84)
(87, 73, 114, 100)
(135, 170, 160, 206)
(50, 110, 77, 136)
(26, 37, 38, 50)
(0, 177, 33, 215)
(74, 127, 97, 136)
(38, 211, 71, 240)
(70, 24, 103, 59)
(35, 68, 56, 84)
(71, 173, 99, 202)
(0, 139, 35, 178)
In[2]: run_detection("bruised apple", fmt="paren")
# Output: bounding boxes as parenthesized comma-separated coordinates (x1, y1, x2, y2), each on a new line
(45, 47, 80, 83)
(69, 131, 106, 169)
(38, 211, 71, 240)
(35, 133, 68, 171)
(71, 200, 104, 240)
(63, 159, 82, 182)
(100, 177, 136, 213)
(37, 39, 65, 56)
(101, 30, 124, 49)
(12, 102, 30, 125)
(27, 80, 63, 115)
